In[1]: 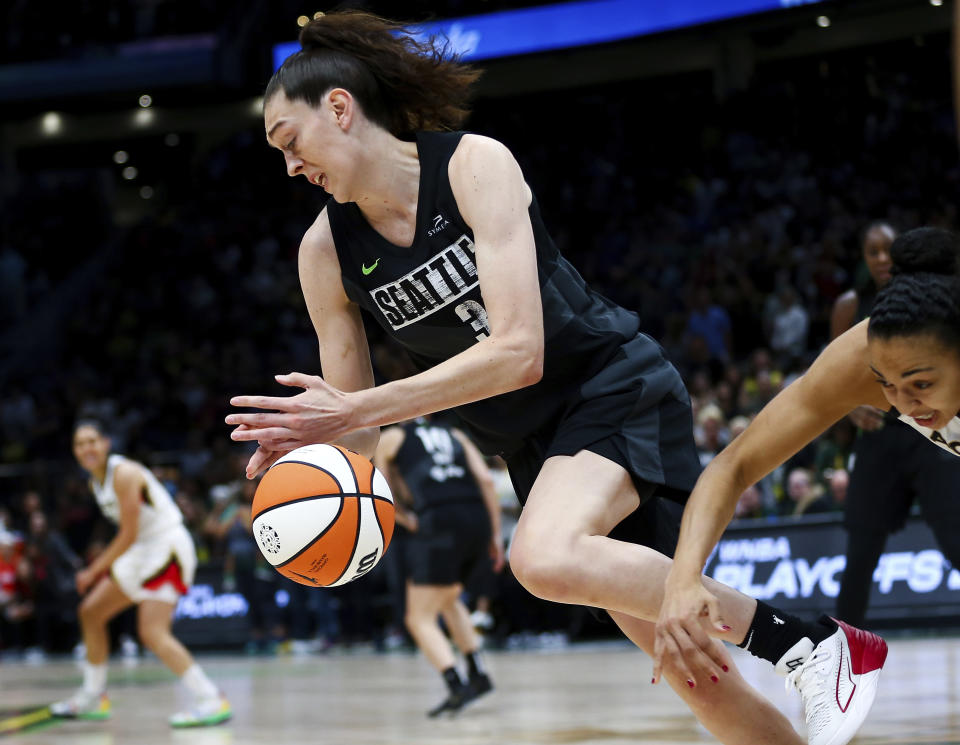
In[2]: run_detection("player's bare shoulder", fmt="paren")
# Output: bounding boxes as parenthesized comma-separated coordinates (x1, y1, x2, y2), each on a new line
(803, 319, 887, 410)
(112, 459, 146, 494)
(298, 207, 351, 307)
(448, 135, 532, 218)
(299, 207, 338, 268)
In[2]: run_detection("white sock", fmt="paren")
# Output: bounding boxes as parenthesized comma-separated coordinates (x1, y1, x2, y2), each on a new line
(181, 664, 218, 700)
(82, 662, 108, 695)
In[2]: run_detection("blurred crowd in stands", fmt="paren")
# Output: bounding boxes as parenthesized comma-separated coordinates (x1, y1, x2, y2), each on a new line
(0, 30, 957, 656)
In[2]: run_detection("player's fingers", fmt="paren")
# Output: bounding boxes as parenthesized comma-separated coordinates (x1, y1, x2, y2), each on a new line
(656, 632, 697, 687)
(230, 425, 291, 444)
(247, 448, 284, 478)
(679, 621, 724, 683)
(275, 372, 320, 389)
(651, 635, 665, 684)
(706, 598, 730, 635)
(228, 395, 292, 412)
(226, 412, 289, 429)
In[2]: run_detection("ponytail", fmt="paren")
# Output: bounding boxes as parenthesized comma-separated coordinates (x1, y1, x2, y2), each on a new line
(265, 10, 481, 137)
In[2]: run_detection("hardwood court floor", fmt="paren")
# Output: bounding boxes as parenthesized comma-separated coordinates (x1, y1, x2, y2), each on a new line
(1, 634, 958, 745)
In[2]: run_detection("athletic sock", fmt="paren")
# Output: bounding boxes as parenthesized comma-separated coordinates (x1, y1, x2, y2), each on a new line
(441, 666, 464, 694)
(82, 662, 108, 696)
(465, 650, 486, 680)
(181, 664, 219, 700)
(737, 601, 834, 669)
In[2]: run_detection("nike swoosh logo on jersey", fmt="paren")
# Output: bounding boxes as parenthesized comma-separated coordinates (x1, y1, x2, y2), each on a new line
(362, 258, 380, 275)
(836, 649, 856, 711)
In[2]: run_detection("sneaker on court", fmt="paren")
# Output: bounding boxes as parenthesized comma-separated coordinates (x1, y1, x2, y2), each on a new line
(50, 690, 111, 720)
(780, 617, 887, 745)
(169, 695, 232, 728)
(427, 686, 469, 718)
(467, 672, 493, 701)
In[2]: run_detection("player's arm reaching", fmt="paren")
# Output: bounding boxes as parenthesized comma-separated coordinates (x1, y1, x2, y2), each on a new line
(239, 207, 379, 477)
(75, 463, 142, 594)
(652, 321, 889, 682)
(228, 136, 545, 477)
(452, 428, 505, 572)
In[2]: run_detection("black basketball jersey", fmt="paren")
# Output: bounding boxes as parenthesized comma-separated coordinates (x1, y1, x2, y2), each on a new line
(326, 130, 640, 456)
(853, 285, 878, 324)
(394, 420, 482, 513)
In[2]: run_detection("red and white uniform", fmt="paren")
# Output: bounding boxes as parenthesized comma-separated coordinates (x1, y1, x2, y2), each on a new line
(92, 454, 196, 604)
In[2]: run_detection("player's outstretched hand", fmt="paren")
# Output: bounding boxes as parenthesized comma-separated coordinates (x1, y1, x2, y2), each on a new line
(652, 574, 730, 687)
(227, 373, 356, 473)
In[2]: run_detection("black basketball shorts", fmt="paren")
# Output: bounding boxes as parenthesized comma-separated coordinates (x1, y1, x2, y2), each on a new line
(406, 502, 491, 586)
(505, 332, 701, 552)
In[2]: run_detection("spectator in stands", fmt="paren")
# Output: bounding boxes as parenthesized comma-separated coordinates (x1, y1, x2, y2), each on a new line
(22, 510, 82, 654)
(785, 467, 833, 517)
(683, 286, 732, 369)
(767, 285, 809, 369)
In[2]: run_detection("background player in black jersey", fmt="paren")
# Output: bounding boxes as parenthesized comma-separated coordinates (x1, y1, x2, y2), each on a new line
(226, 10, 886, 744)
(376, 417, 503, 717)
(830, 223, 960, 627)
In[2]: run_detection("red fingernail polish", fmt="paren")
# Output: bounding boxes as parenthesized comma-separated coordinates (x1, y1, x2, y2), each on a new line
(722, 665, 729, 672)
(711, 675, 719, 683)
(651, 677, 656, 684)
(687, 680, 695, 688)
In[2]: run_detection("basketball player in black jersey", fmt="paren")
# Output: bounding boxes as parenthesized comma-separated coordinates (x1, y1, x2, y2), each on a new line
(226, 10, 885, 744)
(831, 224, 960, 627)
(376, 417, 502, 717)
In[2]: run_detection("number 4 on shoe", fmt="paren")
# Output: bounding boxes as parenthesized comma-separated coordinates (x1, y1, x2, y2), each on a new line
(777, 616, 888, 745)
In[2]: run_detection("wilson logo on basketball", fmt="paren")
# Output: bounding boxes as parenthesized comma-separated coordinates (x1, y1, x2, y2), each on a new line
(258, 525, 280, 554)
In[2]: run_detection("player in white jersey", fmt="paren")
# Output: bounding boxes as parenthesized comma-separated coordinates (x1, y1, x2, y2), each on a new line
(51, 420, 231, 727)
(655, 227, 960, 729)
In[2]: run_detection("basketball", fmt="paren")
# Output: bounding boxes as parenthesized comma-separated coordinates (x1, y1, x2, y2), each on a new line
(251, 444, 395, 587)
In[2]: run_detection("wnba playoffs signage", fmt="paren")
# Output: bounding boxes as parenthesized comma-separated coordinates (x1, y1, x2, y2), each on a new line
(705, 515, 960, 623)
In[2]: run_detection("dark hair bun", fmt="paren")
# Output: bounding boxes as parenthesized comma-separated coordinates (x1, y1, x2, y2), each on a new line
(891, 226, 960, 277)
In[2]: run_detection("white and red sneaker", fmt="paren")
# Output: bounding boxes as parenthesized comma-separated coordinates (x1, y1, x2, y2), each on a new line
(778, 617, 887, 745)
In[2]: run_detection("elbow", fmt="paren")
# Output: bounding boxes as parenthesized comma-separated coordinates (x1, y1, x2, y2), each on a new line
(511, 336, 544, 388)
(518, 354, 543, 388)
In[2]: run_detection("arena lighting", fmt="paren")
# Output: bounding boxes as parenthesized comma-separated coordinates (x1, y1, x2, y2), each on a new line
(250, 96, 264, 117)
(164, 132, 180, 146)
(40, 111, 62, 135)
(122, 166, 138, 180)
(816, 15, 831, 27)
(138, 94, 153, 108)
(313, 11, 325, 20)
(134, 108, 155, 127)
(297, 15, 309, 27)
(930, 0, 943, 6)
(275, 0, 827, 68)
(113, 150, 129, 164)
(140, 186, 154, 199)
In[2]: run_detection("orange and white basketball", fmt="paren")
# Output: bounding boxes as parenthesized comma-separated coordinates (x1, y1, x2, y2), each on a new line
(251, 444, 394, 587)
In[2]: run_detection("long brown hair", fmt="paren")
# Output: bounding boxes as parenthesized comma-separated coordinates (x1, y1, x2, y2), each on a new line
(265, 10, 481, 137)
